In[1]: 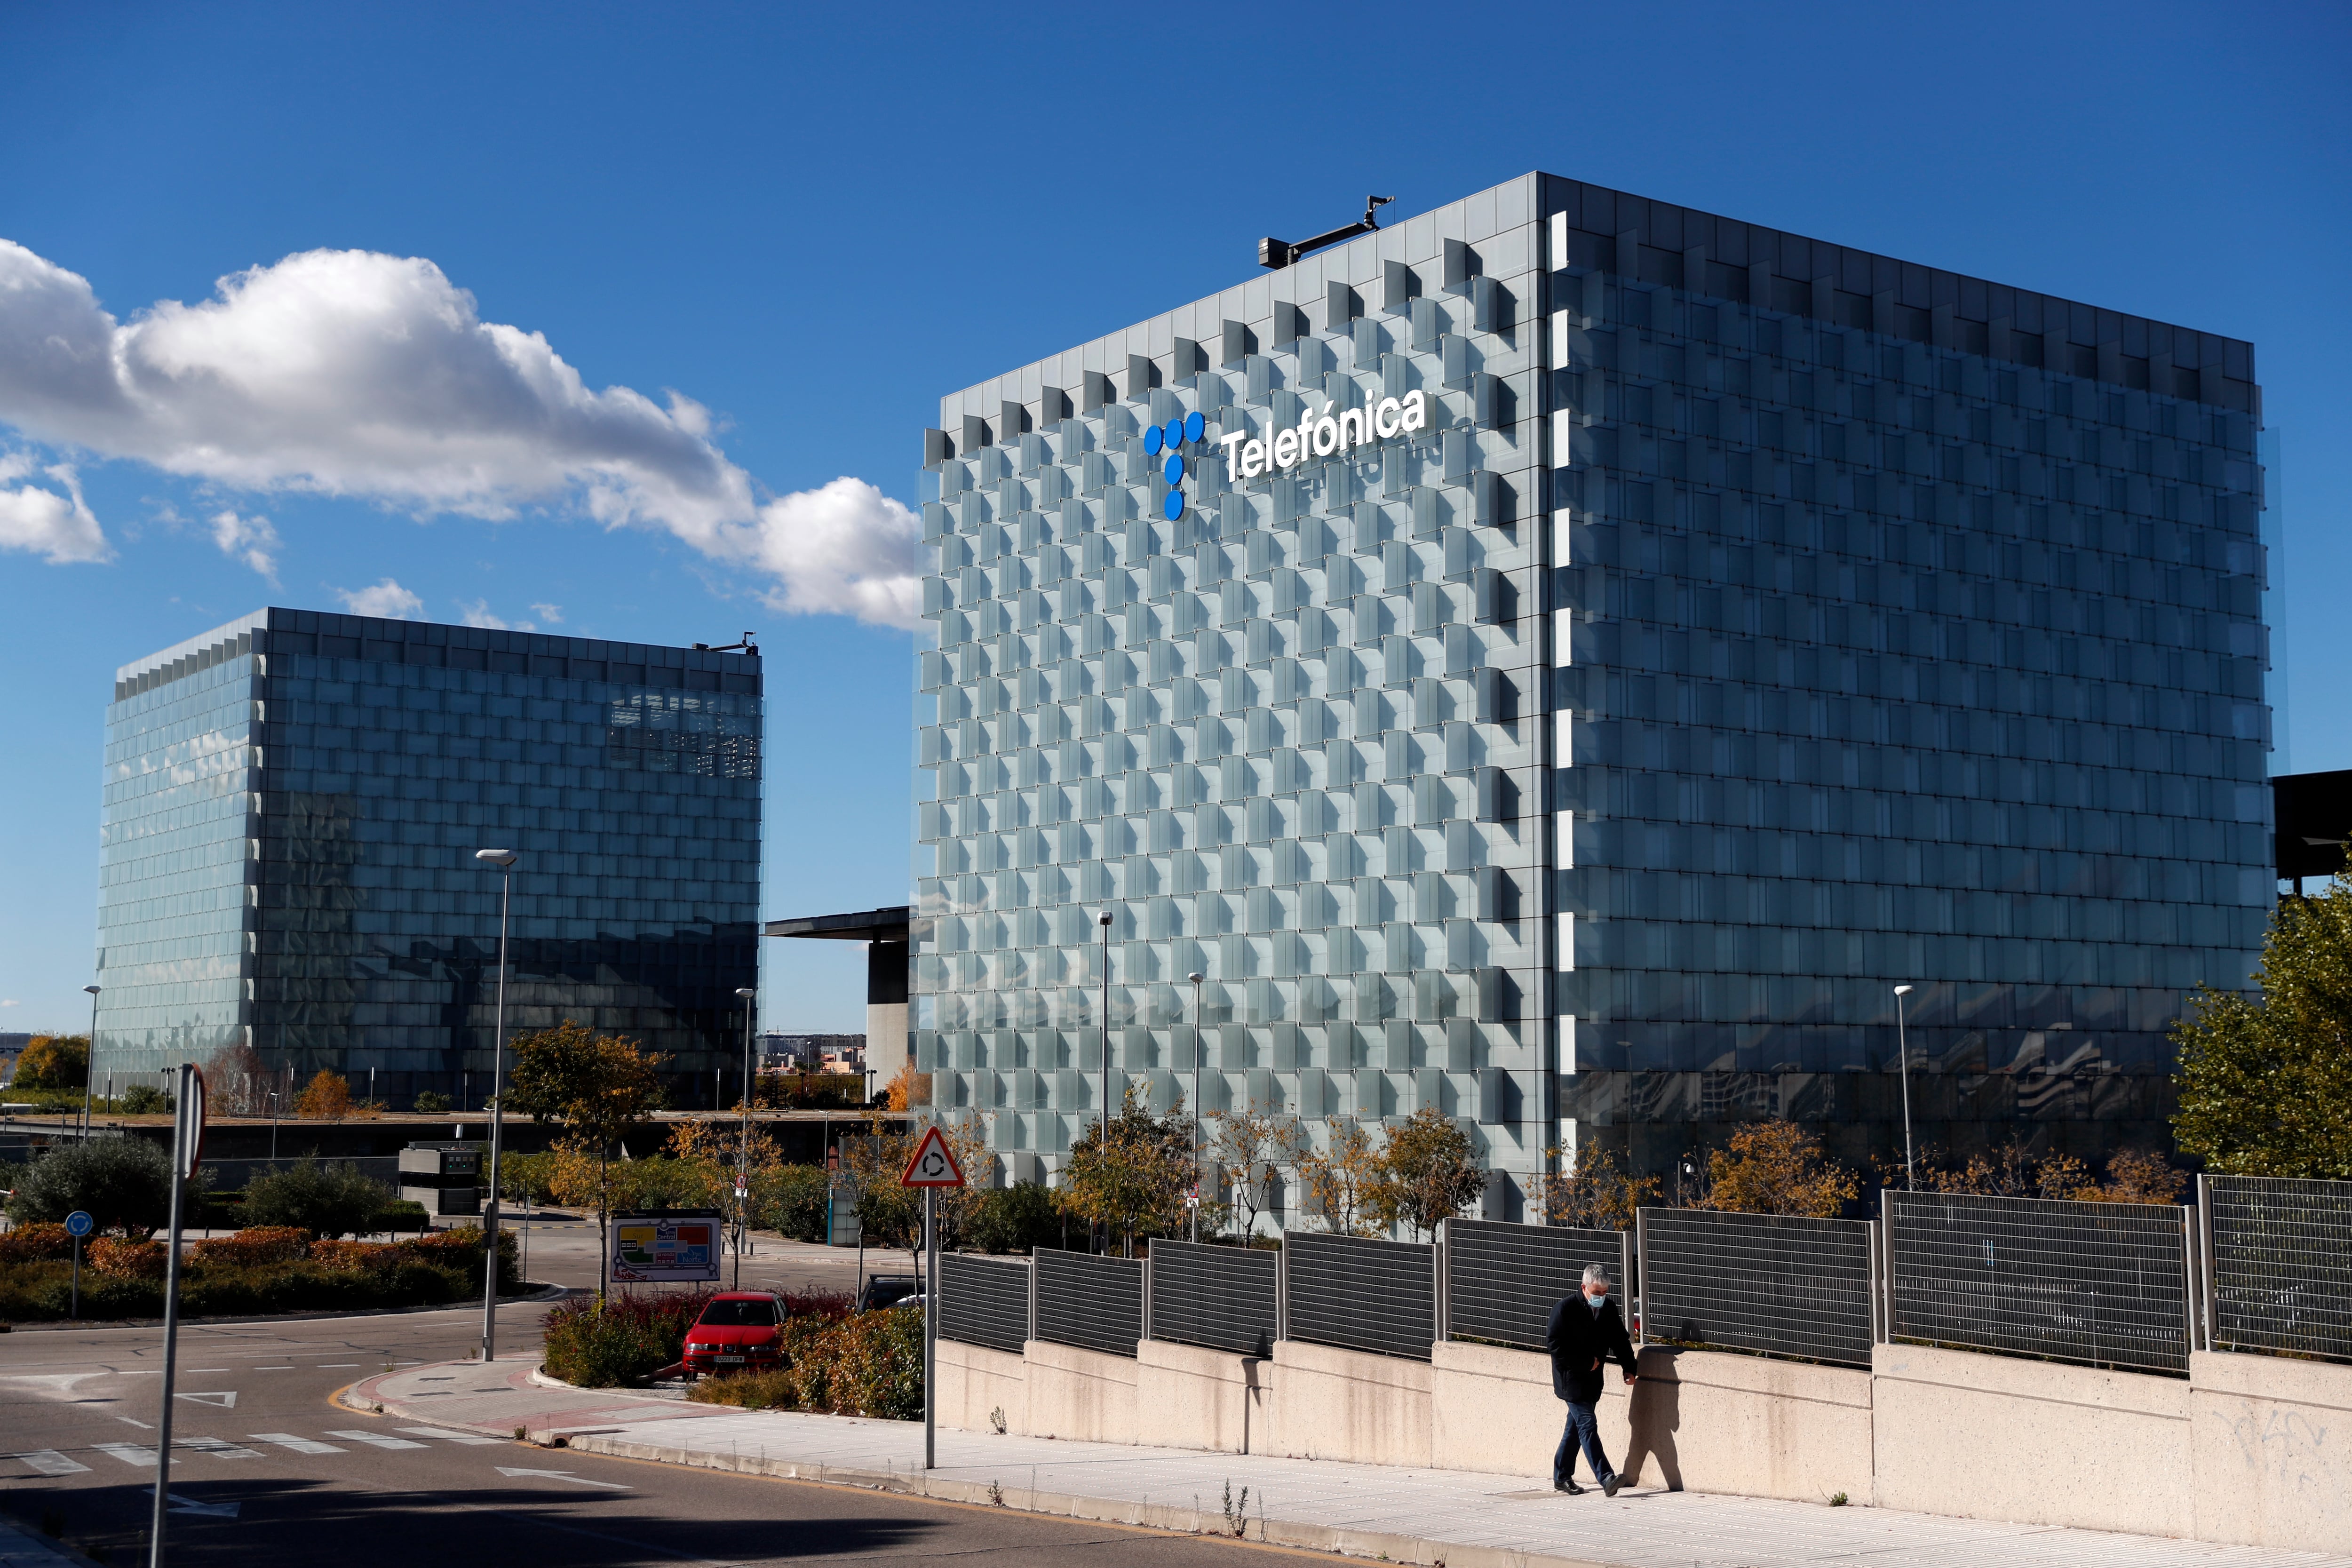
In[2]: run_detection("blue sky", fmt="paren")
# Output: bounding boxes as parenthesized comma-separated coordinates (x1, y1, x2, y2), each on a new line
(1, 1, 2344, 1035)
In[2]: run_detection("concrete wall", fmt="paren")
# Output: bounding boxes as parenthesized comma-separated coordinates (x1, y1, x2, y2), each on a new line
(1018, 1338, 1137, 1445)
(1263, 1339, 1432, 1467)
(1429, 1339, 1631, 1478)
(1135, 1338, 1269, 1454)
(1627, 1348, 1873, 1504)
(2189, 1348, 2352, 1552)
(934, 1337, 1026, 1436)
(1873, 1343, 2193, 1536)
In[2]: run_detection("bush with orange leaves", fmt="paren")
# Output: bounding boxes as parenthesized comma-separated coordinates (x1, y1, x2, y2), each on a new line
(189, 1227, 311, 1268)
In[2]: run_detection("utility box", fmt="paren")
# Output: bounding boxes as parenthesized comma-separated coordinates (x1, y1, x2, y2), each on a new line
(399, 1141, 482, 1218)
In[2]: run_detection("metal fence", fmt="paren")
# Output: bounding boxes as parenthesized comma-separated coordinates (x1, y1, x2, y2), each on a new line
(1637, 1208, 1876, 1368)
(1446, 1218, 1629, 1353)
(938, 1253, 1031, 1355)
(2203, 1175, 2352, 1364)
(1033, 1247, 1143, 1358)
(1284, 1231, 1434, 1361)
(1885, 1190, 2190, 1374)
(1147, 1240, 1279, 1358)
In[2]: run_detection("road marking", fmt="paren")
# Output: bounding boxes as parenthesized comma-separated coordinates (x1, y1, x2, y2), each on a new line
(167, 1493, 239, 1517)
(115, 1417, 152, 1429)
(186, 1369, 233, 1373)
(0, 1373, 110, 1400)
(318, 1363, 361, 1368)
(399, 1427, 502, 1446)
(176, 1437, 262, 1459)
(323, 1430, 428, 1449)
(95, 1443, 159, 1467)
(495, 1466, 629, 1490)
(249, 1433, 345, 1455)
(177, 1391, 238, 1408)
(13, 1450, 90, 1476)
(254, 1366, 296, 1371)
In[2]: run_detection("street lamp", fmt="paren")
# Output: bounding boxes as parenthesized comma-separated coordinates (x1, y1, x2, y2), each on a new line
(1097, 911, 1113, 1127)
(1188, 971, 1204, 1243)
(474, 848, 517, 1361)
(734, 986, 756, 1289)
(1892, 984, 1916, 1192)
(80, 986, 99, 1138)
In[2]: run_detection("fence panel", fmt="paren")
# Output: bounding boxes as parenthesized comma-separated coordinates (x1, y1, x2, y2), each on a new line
(1033, 1247, 1143, 1359)
(1886, 1191, 2188, 1374)
(2206, 1175, 2352, 1363)
(1284, 1231, 1434, 1361)
(1147, 1240, 1279, 1357)
(938, 1253, 1031, 1355)
(1446, 1219, 1628, 1352)
(1639, 1208, 1875, 1368)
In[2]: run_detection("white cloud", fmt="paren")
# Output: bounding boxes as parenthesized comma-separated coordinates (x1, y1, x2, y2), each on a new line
(0, 453, 109, 563)
(335, 578, 423, 619)
(208, 507, 280, 581)
(0, 238, 922, 629)
(457, 597, 542, 631)
(530, 602, 563, 624)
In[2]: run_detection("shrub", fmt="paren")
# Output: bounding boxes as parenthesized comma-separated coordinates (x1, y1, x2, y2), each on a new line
(0, 1223, 75, 1265)
(242, 1158, 390, 1239)
(120, 1084, 172, 1115)
(87, 1239, 166, 1279)
(190, 1227, 311, 1269)
(413, 1090, 452, 1113)
(761, 1165, 832, 1241)
(294, 1072, 353, 1120)
(966, 1182, 1063, 1254)
(541, 1289, 716, 1387)
(309, 1239, 402, 1270)
(378, 1199, 428, 1234)
(5, 1137, 174, 1236)
(686, 1305, 923, 1419)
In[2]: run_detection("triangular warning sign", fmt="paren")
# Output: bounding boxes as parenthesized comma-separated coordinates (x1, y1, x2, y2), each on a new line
(899, 1125, 965, 1188)
(176, 1391, 237, 1408)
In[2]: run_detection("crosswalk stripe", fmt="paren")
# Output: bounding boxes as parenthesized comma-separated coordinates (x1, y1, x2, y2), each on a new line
(397, 1427, 502, 1446)
(176, 1437, 262, 1459)
(249, 1433, 346, 1455)
(322, 1430, 428, 1450)
(14, 1450, 90, 1477)
(94, 1443, 158, 1467)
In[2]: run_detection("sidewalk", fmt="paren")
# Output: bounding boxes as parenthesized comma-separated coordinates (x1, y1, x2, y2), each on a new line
(348, 1361, 2352, 1568)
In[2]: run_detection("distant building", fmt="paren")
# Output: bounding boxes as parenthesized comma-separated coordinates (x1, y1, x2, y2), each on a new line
(762, 1033, 866, 1072)
(94, 606, 763, 1106)
(764, 907, 909, 1088)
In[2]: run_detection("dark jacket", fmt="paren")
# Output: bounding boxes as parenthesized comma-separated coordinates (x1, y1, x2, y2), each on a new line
(1545, 1292, 1637, 1405)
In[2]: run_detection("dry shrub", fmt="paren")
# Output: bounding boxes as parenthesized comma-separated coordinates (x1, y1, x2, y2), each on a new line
(190, 1227, 312, 1268)
(0, 1223, 75, 1265)
(87, 1238, 167, 1279)
(308, 1239, 405, 1271)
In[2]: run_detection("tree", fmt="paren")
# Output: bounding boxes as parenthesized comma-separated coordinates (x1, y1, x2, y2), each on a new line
(1540, 1142, 1661, 1231)
(661, 1117, 787, 1250)
(1372, 1106, 1488, 1240)
(2173, 874, 2352, 1178)
(1295, 1120, 1385, 1238)
(509, 1021, 667, 1289)
(6, 1137, 173, 1236)
(1697, 1120, 1858, 1218)
(15, 1035, 88, 1090)
(1205, 1102, 1299, 1241)
(1056, 1086, 1194, 1255)
(966, 1181, 1063, 1254)
(243, 1157, 390, 1238)
(294, 1071, 352, 1120)
(883, 1060, 929, 1113)
(201, 1041, 268, 1115)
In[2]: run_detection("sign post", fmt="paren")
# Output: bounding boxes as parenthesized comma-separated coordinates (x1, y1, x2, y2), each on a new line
(149, 1063, 204, 1568)
(65, 1210, 92, 1319)
(899, 1126, 964, 1472)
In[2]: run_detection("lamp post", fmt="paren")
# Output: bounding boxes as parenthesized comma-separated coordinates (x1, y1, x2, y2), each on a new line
(80, 986, 99, 1138)
(474, 848, 517, 1361)
(1188, 971, 1204, 1243)
(1892, 984, 1916, 1191)
(1097, 911, 1113, 1126)
(734, 986, 756, 1289)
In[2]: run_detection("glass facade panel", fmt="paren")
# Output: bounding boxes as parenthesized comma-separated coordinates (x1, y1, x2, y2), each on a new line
(95, 607, 761, 1104)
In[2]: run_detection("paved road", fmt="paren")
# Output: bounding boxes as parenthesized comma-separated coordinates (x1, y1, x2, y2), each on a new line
(0, 1299, 1281, 1567)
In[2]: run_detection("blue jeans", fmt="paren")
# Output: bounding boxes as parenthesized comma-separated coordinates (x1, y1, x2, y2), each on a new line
(1554, 1400, 1614, 1487)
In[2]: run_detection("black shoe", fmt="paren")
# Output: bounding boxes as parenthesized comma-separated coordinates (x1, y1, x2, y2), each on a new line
(1602, 1474, 1623, 1497)
(1553, 1479, 1586, 1495)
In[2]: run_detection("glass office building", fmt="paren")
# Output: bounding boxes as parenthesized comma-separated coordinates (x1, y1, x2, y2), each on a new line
(914, 172, 2273, 1218)
(94, 607, 762, 1104)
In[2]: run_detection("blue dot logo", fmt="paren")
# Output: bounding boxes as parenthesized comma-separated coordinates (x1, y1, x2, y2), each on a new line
(1151, 407, 1201, 523)
(1143, 424, 1164, 457)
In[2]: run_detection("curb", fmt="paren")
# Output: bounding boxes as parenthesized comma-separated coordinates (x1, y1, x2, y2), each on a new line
(561, 1433, 1613, 1568)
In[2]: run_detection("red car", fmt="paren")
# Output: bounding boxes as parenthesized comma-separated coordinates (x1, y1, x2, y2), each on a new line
(682, 1291, 786, 1377)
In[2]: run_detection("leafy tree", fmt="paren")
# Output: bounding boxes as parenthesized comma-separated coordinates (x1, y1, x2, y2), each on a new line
(1898, 1141, 2093, 1201)
(15, 1035, 88, 1091)
(121, 1084, 173, 1115)
(1295, 1120, 1385, 1238)
(294, 1071, 353, 1120)
(413, 1090, 453, 1113)
(1697, 1120, 1858, 1218)
(1540, 1142, 1661, 1231)
(2076, 1148, 2189, 1205)
(511, 1022, 667, 1289)
(1056, 1086, 1194, 1255)
(2173, 875, 2352, 1178)
(760, 1164, 834, 1242)
(1371, 1106, 1488, 1240)
(1205, 1102, 1300, 1241)
(7, 1136, 173, 1236)
(966, 1181, 1064, 1254)
(242, 1157, 390, 1238)
(883, 1061, 929, 1113)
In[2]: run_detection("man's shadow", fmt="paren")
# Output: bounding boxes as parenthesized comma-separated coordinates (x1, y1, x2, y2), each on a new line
(1621, 1346, 1682, 1490)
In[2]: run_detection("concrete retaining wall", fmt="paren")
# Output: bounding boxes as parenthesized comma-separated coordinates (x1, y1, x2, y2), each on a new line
(1627, 1347, 1873, 1505)
(2189, 1348, 2352, 1552)
(1263, 1339, 1432, 1467)
(1017, 1338, 1138, 1445)
(1135, 1337, 1269, 1454)
(934, 1337, 1025, 1436)
(1429, 1339, 1632, 1478)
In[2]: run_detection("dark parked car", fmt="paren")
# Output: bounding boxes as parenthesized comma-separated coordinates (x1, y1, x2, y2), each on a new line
(859, 1274, 921, 1312)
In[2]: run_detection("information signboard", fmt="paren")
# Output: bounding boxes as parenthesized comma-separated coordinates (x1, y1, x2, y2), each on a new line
(609, 1209, 723, 1283)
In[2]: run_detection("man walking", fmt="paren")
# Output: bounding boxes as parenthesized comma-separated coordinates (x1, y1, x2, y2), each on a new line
(1545, 1262, 1639, 1496)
